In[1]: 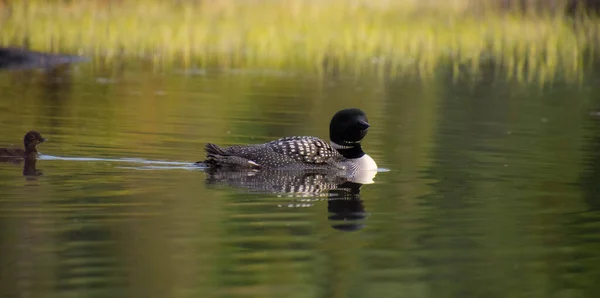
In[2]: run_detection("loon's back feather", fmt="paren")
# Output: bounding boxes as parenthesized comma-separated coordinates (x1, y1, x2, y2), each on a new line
(204, 143, 260, 169)
(201, 136, 345, 170)
(267, 136, 340, 164)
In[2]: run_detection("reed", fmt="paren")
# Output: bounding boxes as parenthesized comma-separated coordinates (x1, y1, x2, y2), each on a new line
(1, 0, 599, 81)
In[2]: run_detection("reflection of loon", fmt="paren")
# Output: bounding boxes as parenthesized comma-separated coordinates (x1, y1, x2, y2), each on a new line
(327, 181, 367, 232)
(196, 109, 378, 180)
(205, 168, 371, 231)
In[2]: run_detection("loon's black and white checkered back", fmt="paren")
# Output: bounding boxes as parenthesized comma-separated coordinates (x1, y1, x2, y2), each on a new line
(266, 136, 339, 164)
(205, 136, 346, 169)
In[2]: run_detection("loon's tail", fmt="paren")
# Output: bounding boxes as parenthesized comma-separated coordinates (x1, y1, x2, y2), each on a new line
(194, 143, 226, 166)
(195, 143, 260, 169)
(205, 143, 227, 155)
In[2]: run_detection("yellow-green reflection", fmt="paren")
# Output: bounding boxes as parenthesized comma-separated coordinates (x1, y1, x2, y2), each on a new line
(0, 62, 599, 298)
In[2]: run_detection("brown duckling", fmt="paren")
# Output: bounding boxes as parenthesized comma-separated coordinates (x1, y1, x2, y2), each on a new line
(0, 131, 47, 159)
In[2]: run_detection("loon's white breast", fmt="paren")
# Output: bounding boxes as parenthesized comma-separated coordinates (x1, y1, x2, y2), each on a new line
(354, 154, 377, 171)
(346, 154, 378, 184)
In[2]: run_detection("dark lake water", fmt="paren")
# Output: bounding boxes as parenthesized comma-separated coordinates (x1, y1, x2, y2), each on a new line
(1, 62, 600, 298)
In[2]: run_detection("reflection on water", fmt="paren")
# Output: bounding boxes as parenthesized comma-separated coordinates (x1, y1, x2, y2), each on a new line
(40, 155, 193, 165)
(1, 62, 600, 298)
(205, 168, 371, 231)
(22, 157, 42, 177)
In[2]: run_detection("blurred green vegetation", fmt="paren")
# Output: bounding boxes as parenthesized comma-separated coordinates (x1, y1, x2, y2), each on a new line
(1, 0, 599, 81)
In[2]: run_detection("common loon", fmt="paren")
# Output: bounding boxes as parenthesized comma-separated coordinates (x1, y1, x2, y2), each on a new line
(0, 131, 47, 160)
(196, 108, 378, 174)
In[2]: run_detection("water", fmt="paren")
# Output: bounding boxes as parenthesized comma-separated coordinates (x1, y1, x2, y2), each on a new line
(1, 63, 600, 298)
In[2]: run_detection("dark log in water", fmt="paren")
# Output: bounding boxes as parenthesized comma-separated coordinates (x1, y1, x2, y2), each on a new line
(566, 0, 600, 15)
(0, 47, 86, 70)
(481, 0, 600, 15)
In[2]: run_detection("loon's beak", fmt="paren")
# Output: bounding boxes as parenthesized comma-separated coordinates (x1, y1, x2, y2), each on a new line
(358, 119, 370, 130)
(41, 138, 48, 143)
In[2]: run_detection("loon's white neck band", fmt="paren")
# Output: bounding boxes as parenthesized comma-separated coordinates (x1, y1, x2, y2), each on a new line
(330, 141, 355, 150)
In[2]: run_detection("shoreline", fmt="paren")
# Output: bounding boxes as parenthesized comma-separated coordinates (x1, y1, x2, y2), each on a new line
(0, 0, 598, 80)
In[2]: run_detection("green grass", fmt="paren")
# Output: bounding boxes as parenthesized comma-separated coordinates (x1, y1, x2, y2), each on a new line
(1, 0, 599, 81)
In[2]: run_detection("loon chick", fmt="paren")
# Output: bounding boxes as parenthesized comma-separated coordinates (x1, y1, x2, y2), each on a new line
(197, 108, 377, 173)
(0, 131, 47, 159)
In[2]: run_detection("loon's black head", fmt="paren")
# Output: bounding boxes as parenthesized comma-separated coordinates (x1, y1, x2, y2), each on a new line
(329, 108, 370, 147)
